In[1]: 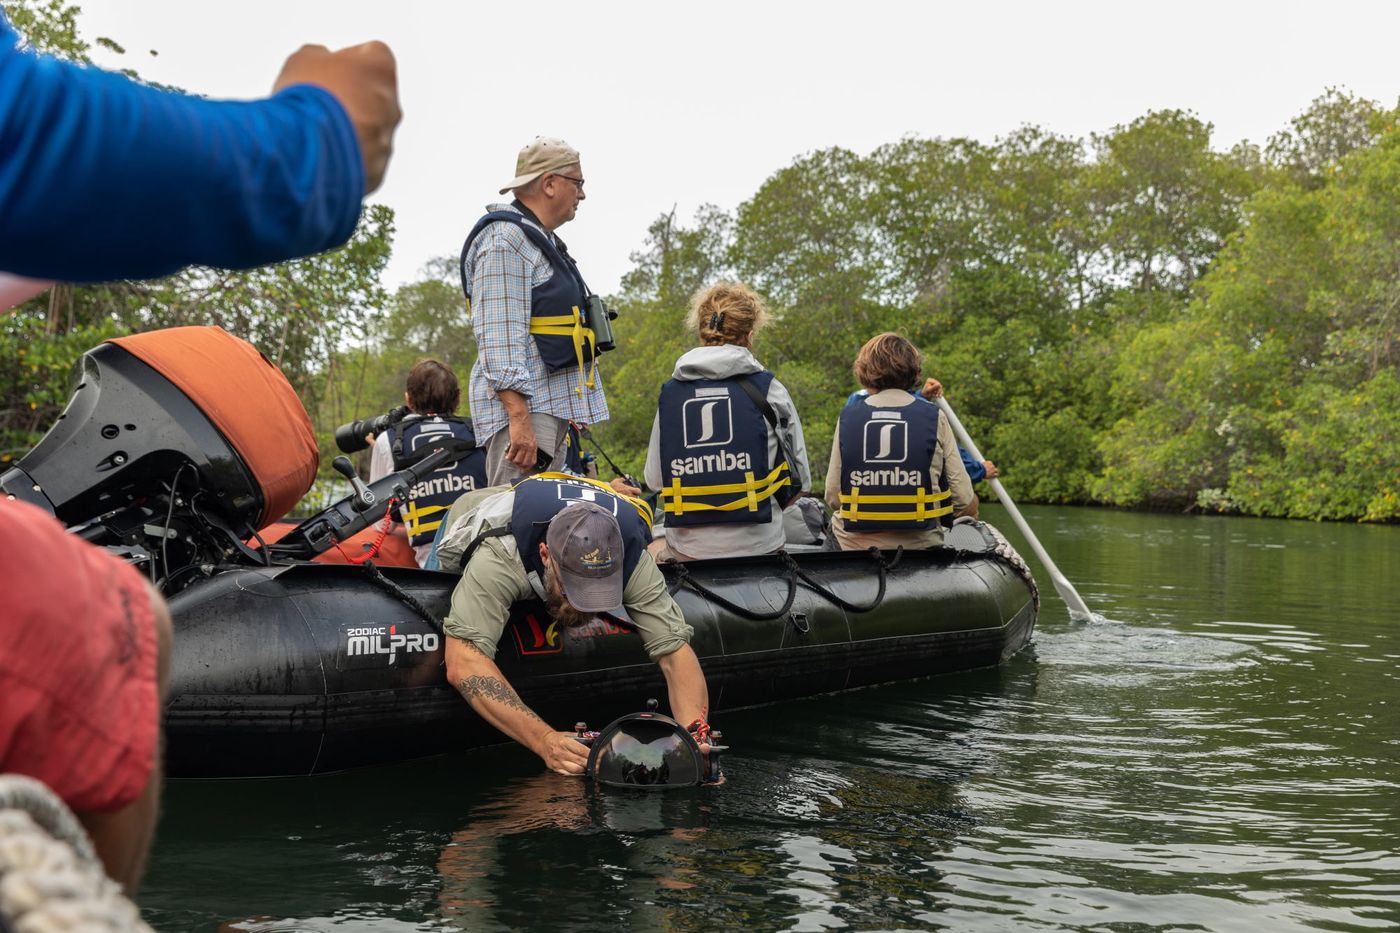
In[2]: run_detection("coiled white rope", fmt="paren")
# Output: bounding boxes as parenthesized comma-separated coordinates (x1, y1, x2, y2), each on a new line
(956, 516, 1041, 612)
(0, 775, 152, 932)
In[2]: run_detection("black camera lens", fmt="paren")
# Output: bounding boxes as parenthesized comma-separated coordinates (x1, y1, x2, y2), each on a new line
(333, 406, 410, 454)
(333, 419, 374, 454)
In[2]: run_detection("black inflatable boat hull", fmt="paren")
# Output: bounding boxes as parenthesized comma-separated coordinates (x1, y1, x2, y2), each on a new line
(164, 523, 1037, 778)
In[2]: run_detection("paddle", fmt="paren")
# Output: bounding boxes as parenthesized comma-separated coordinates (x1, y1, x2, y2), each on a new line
(934, 395, 1094, 621)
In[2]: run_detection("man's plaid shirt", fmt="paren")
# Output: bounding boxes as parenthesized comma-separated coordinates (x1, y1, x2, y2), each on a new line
(462, 203, 609, 444)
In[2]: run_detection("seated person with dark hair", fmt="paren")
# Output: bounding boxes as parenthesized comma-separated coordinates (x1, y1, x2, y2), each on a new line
(368, 359, 488, 567)
(826, 333, 974, 550)
(845, 377, 997, 487)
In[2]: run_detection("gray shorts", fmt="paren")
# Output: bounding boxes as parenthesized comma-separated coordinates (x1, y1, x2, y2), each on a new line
(482, 412, 572, 486)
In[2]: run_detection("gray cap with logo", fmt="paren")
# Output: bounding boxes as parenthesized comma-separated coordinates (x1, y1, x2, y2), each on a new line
(545, 501, 625, 613)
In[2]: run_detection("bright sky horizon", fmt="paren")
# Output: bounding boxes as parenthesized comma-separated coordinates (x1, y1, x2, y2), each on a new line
(68, 0, 1400, 297)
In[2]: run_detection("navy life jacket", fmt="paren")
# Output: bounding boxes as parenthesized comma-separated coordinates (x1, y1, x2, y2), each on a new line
(656, 371, 790, 527)
(837, 398, 950, 530)
(460, 209, 597, 389)
(387, 416, 487, 550)
(510, 474, 652, 598)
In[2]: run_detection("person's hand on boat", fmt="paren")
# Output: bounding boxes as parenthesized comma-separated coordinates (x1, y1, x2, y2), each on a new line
(983, 460, 999, 479)
(537, 730, 590, 775)
(920, 377, 944, 400)
(272, 40, 401, 194)
(609, 476, 642, 497)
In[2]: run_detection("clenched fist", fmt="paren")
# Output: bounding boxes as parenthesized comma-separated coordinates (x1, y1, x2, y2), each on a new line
(274, 41, 401, 194)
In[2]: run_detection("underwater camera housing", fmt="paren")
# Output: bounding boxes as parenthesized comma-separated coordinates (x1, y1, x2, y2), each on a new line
(582, 701, 726, 789)
(1, 327, 318, 587)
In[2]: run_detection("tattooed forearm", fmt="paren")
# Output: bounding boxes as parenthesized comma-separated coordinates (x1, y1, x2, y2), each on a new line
(456, 675, 545, 724)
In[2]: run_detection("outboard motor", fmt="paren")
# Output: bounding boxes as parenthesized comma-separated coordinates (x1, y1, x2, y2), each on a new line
(1, 326, 318, 589)
(580, 701, 726, 789)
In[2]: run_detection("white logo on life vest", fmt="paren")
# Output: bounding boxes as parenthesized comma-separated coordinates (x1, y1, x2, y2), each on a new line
(555, 482, 619, 513)
(408, 423, 462, 474)
(863, 419, 907, 463)
(670, 450, 753, 476)
(849, 466, 924, 487)
(345, 625, 441, 665)
(682, 396, 733, 448)
(410, 473, 477, 499)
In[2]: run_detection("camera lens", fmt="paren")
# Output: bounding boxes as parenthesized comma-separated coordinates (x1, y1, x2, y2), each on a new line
(333, 418, 371, 454)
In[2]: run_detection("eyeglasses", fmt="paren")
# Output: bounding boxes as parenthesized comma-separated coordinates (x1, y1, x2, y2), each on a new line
(551, 173, 585, 191)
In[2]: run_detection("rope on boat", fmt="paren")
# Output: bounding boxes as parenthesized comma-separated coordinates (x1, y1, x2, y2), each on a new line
(665, 559, 798, 621)
(359, 561, 442, 632)
(0, 775, 153, 932)
(786, 547, 900, 613)
(664, 548, 901, 620)
(956, 518, 1040, 612)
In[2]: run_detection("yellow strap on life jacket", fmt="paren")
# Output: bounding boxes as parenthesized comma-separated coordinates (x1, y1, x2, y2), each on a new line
(521, 471, 654, 527)
(400, 500, 450, 538)
(529, 306, 597, 394)
(838, 486, 952, 522)
(659, 462, 791, 515)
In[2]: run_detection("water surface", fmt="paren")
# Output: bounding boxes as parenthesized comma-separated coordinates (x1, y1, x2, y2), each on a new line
(141, 506, 1400, 931)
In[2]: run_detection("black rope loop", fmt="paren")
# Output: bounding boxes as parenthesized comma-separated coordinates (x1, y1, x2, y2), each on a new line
(783, 547, 899, 614)
(360, 561, 442, 631)
(664, 559, 798, 621)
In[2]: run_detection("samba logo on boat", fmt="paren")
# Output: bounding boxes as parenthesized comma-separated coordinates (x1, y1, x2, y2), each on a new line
(340, 622, 441, 668)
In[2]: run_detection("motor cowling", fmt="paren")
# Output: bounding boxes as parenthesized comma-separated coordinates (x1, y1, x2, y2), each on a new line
(2, 326, 316, 546)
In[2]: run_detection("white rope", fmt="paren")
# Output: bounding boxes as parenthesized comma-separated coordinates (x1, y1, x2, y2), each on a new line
(956, 516, 1041, 611)
(0, 775, 153, 932)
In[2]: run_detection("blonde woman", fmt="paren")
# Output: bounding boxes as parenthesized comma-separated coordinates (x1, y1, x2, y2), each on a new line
(826, 333, 973, 550)
(644, 283, 810, 560)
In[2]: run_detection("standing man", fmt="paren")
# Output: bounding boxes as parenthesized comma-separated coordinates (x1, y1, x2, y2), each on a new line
(460, 137, 609, 487)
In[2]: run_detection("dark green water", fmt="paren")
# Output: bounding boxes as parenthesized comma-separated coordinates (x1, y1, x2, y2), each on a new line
(140, 506, 1400, 932)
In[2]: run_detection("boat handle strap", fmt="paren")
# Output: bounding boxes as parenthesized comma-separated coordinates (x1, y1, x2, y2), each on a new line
(786, 547, 901, 614)
(665, 559, 798, 621)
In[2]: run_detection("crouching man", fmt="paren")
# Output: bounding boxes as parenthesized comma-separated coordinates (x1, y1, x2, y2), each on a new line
(435, 474, 710, 774)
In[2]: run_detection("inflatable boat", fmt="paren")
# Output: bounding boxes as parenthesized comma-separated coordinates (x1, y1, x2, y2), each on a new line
(1, 328, 1038, 779)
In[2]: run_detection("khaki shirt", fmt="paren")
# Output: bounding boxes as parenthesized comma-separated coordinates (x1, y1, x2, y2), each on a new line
(824, 389, 974, 550)
(439, 487, 693, 661)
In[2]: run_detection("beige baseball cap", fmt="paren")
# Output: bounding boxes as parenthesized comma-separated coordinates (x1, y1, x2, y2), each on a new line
(499, 137, 581, 194)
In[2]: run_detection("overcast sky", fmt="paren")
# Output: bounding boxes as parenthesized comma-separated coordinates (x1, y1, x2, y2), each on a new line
(72, 0, 1400, 296)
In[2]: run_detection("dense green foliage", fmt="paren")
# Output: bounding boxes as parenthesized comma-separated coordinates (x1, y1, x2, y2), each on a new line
(593, 97, 1398, 522)
(5, 2, 1394, 521)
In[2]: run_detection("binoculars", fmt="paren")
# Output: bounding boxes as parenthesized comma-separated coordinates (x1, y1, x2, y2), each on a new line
(586, 294, 619, 353)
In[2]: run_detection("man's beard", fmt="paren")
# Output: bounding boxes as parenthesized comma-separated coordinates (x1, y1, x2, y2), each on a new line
(545, 575, 595, 629)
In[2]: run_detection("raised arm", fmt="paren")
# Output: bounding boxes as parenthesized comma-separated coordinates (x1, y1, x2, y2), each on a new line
(0, 18, 398, 280)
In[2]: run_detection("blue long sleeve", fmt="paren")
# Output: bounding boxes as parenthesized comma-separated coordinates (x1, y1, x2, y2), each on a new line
(960, 447, 986, 483)
(0, 15, 364, 281)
